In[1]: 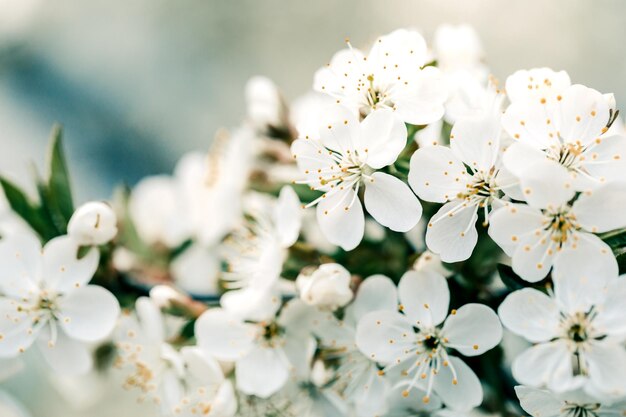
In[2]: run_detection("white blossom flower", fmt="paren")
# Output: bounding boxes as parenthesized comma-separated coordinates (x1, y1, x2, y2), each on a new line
(499, 251, 626, 398)
(502, 84, 626, 197)
(408, 95, 512, 262)
(220, 186, 301, 321)
(515, 386, 626, 417)
(310, 275, 400, 417)
(296, 263, 353, 310)
(314, 29, 447, 125)
(291, 108, 422, 250)
(356, 270, 502, 410)
(245, 75, 286, 132)
(0, 233, 119, 374)
(115, 297, 235, 417)
(488, 181, 626, 282)
(67, 201, 118, 246)
(195, 299, 316, 399)
(413, 251, 453, 278)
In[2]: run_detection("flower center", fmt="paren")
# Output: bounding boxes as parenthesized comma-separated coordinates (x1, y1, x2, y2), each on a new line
(543, 206, 579, 246)
(259, 321, 285, 348)
(359, 75, 395, 116)
(559, 310, 599, 346)
(561, 402, 601, 417)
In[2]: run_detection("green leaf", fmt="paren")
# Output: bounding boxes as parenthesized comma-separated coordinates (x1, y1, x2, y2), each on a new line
(0, 177, 56, 241)
(44, 124, 75, 225)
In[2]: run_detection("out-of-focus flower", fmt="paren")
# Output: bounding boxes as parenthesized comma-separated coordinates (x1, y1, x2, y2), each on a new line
(499, 251, 626, 398)
(489, 182, 626, 282)
(291, 108, 421, 250)
(413, 251, 452, 278)
(67, 201, 118, 246)
(296, 263, 353, 310)
(314, 29, 447, 125)
(115, 297, 235, 417)
(0, 390, 32, 417)
(505, 68, 571, 105)
(356, 270, 502, 410)
(0, 233, 119, 375)
(195, 299, 316, 398)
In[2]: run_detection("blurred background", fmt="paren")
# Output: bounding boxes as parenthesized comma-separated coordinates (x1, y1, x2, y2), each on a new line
(1, 0, 625, 415)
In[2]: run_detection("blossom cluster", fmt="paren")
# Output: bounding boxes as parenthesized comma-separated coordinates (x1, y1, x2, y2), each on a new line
(2, 25, 626, 417)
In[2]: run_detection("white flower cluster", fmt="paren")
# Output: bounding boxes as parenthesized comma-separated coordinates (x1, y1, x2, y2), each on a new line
(1, 24, 626, 417)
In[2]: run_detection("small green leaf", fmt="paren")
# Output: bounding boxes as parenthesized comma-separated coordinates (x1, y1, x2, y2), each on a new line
(0, 177, 56, 241)
(44, 124, 75, 225)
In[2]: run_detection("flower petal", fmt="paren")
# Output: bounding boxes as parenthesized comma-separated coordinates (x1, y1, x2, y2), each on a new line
(350, 274, 398, 322)
(582, 135, 626, 184)
(134, 297, 165, 344)
(505, 68, 570, 104)
(557, 84, 610, 146)
(441, 304, 502, 356)
(583, 341, 626, 397)
(355, 310, 414, 364)
(450, 110, 501, 172)
(572, 182, 626, 233)
(316, 188, 364, 251)
(0, 233, 42, 298)
(502, 100, 559, 149)
(593, 279, 626, 335)
(425, 200, 479, 263)
(0, 299, 38, 357)
(391, 66, 448, 126)
(364, 172, 422, 232)
(512, 341, 576, 392)
(433, 356, 483, 411)
(274, 186, 302, 247)
(37, 328, 92, 375)
(398, 270, 449, 328)
(235, 345, 289, 398)
(498, 288, 560, 343)
(194, 309, 258, 361)
(514, 386, 563, 417)
(42, 236, 100, 294)
(488, 203, 544, 257)
(359, 109, 407, 169)
(57, 285, 120, 342)
(511, 233, 556, 283)
(408, 145, 468, 203)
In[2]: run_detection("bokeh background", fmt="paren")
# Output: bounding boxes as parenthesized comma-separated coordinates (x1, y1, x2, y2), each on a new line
(1, 0, 625, 416)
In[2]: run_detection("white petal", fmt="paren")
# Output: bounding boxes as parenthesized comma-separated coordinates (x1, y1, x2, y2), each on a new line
(320, 111, 359, 154)
(514, 386, 563, 417)
(498, 289, 560, 343)
(441, 304, 502, 356)
(488, 203, 544, 257)
(408, 145, 468, 203)
(512, 341, 575, 392)
(501, 142, 548, 181)
(316, 188, 364, 251)
(359, 109, 408, 169)
(67, 201, 118, 246)
(0, 299, 39, 357)
(0, 233, 42, 298)
(235, 345, 289, 398)
(282, 333, 316, 381)
(582, 135, 626, 184)
(398, 270, 449, 328)
(572, 182, 626, 233)
(502, 100, 560, 149)
(170, 244, 220, 296)
(552, 236, 618, 315)
(450, 110, 501, 172)
(355, 310, 414, 364)
(274, 186, 302, 247)
(557, 84, 610, 146)
(195, 309, 258, 361)
(350, 274, 398, 322)
(42, 236, 100, 294)
(433, 356, 483, 411)
(583, 342, 626, 397)
(505, 68, 571, 104)
(515, 158, 575, 210)
(511, 233, 556, 283)
(425, 200, 479, 263)
(391, 66, 448, 126)
(593, 279, 626, 335)
(220, 286, 281, 322)
(134, 297, 165, 344)
(364, 172, 422, 232)
(37, 328, 92, 375)
(57, 285, 120, 342)
(180, 346, 224, 387)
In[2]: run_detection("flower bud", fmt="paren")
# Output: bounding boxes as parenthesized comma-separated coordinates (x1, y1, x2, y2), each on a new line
(68, 201, 118, 245)
(296, 263, 353, 310)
